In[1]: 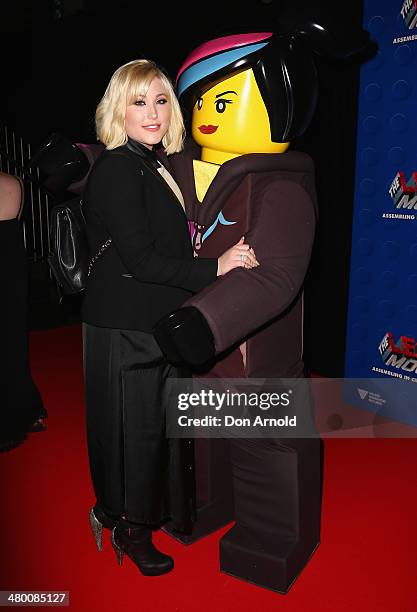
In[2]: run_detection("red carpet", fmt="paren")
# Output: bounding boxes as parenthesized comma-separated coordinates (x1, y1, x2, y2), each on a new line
(1, 324, 416, 611)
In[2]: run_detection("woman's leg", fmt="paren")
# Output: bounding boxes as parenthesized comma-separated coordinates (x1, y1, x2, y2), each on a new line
(118, 329, 194, 528)
(1, 217, 45, 451)
(83, 323, 125, 519)
(83, 325, 195, 559)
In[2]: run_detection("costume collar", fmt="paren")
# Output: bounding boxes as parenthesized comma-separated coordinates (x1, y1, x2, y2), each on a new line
(169, 138, 315, 227)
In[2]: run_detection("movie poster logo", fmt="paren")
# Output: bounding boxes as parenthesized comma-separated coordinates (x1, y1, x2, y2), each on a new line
(375, 332, 417, 381)
(382, 171, 417, 220)
(401, 0, 417, 29)
(393, 1, 417, 43)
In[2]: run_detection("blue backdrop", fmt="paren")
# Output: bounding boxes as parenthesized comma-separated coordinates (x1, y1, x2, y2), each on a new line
(344, 0, 417, 426)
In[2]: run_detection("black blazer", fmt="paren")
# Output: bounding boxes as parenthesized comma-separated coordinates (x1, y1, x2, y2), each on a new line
(81, 140, 217, 331)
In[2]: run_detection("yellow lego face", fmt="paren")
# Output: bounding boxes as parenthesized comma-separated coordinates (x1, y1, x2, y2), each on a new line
(191, 68, 289, 157)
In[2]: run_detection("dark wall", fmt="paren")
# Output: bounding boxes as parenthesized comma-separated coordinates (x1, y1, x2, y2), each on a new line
(1, 0, 369, 376)
(290, 3, 369, 376)
(1, 0, 282, 147)
(296, 53, 363, 376)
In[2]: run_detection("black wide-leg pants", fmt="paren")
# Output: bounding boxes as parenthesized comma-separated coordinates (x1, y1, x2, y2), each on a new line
(1, 218, 45, 445)
(82, 323, 195, 530)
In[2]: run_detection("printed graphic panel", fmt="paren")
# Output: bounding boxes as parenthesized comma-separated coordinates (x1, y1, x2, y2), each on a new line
(345, 0, 417, 426)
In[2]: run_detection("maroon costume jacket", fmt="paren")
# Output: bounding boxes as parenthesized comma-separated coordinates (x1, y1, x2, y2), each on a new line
(168, 140, 317, 378)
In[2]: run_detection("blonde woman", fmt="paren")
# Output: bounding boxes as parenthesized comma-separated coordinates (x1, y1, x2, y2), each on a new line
(82, 59, 258, 576)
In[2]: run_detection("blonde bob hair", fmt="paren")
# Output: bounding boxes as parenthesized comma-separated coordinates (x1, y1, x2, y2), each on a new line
(95, 59, 184, 154)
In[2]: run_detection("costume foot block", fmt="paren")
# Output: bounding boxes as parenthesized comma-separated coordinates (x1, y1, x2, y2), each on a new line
(220, 524, 319, 593)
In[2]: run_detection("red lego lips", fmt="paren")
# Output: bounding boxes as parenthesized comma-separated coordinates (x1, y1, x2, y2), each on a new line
(198, 125, 218, 134)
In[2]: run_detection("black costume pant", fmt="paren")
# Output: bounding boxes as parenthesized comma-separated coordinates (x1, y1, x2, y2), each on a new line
(220, 436, 322, 592)
(82, 324, 195, 530)
(164, 379, 322, 593)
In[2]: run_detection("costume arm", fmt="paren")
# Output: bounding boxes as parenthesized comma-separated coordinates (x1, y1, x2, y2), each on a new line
(184, 180, 316, 353)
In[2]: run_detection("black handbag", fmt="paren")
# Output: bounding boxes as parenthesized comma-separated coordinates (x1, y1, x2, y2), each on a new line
(48, 197, 111, 297)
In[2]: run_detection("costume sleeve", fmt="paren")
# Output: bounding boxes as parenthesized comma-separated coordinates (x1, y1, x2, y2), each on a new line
(184, 180, 316, 353)
(89, 155, 217, 292)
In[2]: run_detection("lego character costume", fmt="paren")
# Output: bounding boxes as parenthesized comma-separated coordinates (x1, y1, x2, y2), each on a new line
(154, 25, 371, 592)
(168, 138, 317, 378)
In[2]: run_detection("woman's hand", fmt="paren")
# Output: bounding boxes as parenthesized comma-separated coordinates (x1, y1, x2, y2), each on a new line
(217, 237, 260, 276)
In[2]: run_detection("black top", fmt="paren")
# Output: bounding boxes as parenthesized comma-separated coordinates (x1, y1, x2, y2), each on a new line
(81, 141, 217, 331)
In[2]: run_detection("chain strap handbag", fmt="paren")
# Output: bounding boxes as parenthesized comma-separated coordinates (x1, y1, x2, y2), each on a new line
(48, 197, 112, 298)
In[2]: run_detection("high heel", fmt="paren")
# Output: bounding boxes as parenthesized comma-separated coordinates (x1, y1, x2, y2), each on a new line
(111, 523, 174, 576)
(89, 506, 118, 551)
(27, 416, 47, 433)
(111, 527, 124, 566)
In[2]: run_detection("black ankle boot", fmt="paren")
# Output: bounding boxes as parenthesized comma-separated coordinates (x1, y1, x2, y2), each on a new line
(89, 505, 119, 551)
(111, 523, 174, 576)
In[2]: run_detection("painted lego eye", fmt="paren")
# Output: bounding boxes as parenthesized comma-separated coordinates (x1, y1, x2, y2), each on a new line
(215, 99, 232, 113)
(197, 97, 203, 110)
